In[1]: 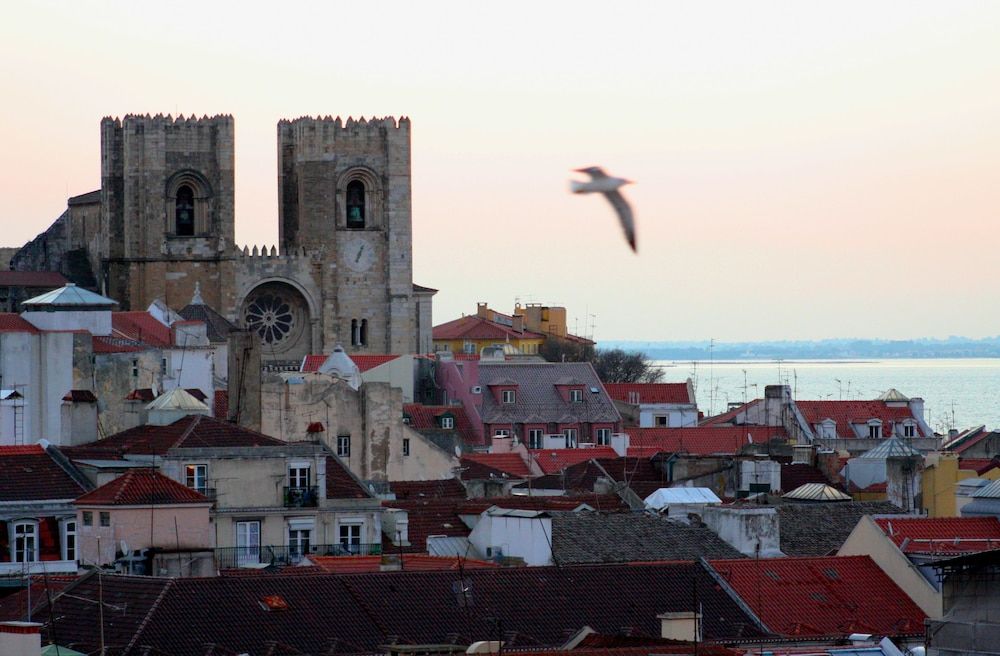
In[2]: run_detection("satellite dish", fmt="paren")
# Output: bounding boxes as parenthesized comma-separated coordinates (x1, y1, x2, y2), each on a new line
(454, 445, 462, 457)
(120, 539, 130, 556)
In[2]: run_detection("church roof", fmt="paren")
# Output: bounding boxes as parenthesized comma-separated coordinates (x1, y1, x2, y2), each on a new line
(22, 283, 117, 309)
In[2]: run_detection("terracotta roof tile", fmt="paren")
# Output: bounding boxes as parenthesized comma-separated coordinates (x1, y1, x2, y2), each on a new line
(0, 445, 87, 501)
(625, 427, 767, 457)
(325, 456, 372, 499)
(777, 501, 906, 556)
(404, 403, 481, 446)
(0, 313, 41, 334)
(111, 311, 172, 347)
(796, 400, 927, 438)
(604, 383, 692, 405)
(301, 353, 401, 373)
(874, 516, 1000, 555)
(310, 554, 497, 573)
(74, 468, 209, 505)
(390, 478, 467, 499)
(461, 452, 533, 478)
(709, 555, 926, 638)
(528, 447, 620, 474)
(213, 390, 228, 419)
(433, 315, 545, 341)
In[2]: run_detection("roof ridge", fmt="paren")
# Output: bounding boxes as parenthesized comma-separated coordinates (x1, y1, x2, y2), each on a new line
(172, 414, 202, 449)
(125, 577, 176, 653)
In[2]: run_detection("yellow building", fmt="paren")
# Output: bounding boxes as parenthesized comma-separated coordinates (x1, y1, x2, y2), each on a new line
(432, 303, 545, 356)
(922, 452, 1000, 517)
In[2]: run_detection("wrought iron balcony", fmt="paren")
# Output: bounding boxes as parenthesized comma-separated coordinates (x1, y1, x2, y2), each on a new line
(215, 543, 382, 569)
(283, 485, 319, 507)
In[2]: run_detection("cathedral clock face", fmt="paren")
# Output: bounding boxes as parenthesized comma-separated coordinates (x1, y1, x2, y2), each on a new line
(342, 237, 375, 273)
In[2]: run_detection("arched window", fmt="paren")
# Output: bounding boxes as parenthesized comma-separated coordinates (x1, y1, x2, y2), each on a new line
(176, 184, 195, 236)
(346, 180, 365, 229)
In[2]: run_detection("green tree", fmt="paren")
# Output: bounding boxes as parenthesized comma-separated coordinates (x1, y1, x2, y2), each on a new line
(591, 348, 664, 383)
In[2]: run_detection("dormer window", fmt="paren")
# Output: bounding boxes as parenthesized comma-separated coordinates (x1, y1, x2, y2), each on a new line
(569, 389, 583, 403)
(439, 415, 455, 429)
(903, 423, 916, 438)
(501, 390, 516, 404)
(868, 421, 882, 439)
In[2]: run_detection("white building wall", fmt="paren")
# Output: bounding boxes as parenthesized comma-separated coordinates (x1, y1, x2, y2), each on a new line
(22, 309, 112, 336)
(361, 355, 415, 403)
(161, 347, 214, 400)
(639, 404, 699, 428)
(0, 331, 74, 444)
(468, 513, 552, 566)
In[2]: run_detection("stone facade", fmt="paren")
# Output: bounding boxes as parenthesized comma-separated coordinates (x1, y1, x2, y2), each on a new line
(11, 114, 433, 363)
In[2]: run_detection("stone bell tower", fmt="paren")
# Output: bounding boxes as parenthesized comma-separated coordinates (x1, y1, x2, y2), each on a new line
(101, 114, 236, 312)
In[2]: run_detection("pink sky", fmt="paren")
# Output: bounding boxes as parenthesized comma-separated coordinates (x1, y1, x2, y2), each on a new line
(3, 1, 999, 341)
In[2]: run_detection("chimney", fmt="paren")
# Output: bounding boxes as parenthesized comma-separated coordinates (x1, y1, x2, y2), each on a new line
(511, 315, 524, 333)
(908, 397, 925, 422)
(477, 302, 489, 319)
(382, 508, 410, 546)
(658, 611, 701, 642)
(0, 622, 42, 656)
(792, 444, 815, 465)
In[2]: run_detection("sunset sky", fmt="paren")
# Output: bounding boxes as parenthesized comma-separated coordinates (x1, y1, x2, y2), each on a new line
(3, 1, 999, 342)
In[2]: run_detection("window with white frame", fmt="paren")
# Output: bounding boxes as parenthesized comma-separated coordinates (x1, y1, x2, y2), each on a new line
(463, 341, 476, 354)
(11, 520, 38, 563)
(595, 428, 611, 446)
(868, 423, 882, 439)
(99, 512, 110, 527)
(288, 463, 311, 489)
(501, 390, 516, 404)
(564, 428, 578, 448)
(440, 416, 455, 429)
(337, 435, 351, 458)
(287, 520, 312, 558)
(339, 522, 363, 553)
(185, 464, 207, 493)
(82, 511, 93, 527)
(903, 424, 916, 438)
(569, 389, 583, 403)
(528, 429, 543, 450)
(494, 429, 510, 438)
(62, 518, 77, 562)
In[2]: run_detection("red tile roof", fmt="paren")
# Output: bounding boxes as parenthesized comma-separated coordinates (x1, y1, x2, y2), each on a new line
(625, 426, 770, 456)
(874, 516, 1000, 555)
(709, 555, 926, 638)
(111, 311, 172, 347)
(781, 463, 833, 493)
(0, 445, 87, 501)
(380, 498, 472, 553)
(528, 447, 619, 474)
(309, 554, 496, 573)
(390, 478, 468, 500)
(0, 577, 75, 621)
(403, 403, 481, 446)
(0, 271, 69, 288)
(460, 452, 533, 479)
(74, 468, 209, 506)
(63, 389, 98, 403)
(604, 383, 692, 405)
(301, 353, 401, 373)
(796, 400, 925, 438)
(61, 414, 286, 458)
(433, 315, 545, 341)
(325, 456, 372, 499)
(0, 313, 40, 334)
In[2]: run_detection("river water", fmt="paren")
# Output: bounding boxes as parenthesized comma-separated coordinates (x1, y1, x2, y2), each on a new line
(651, 358, 1000, 433)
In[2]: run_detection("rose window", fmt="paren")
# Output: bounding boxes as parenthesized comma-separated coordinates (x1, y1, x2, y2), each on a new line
(244, 294, 295, 345)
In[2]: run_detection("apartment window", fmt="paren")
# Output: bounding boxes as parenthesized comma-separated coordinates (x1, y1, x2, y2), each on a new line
(501, 390, 516, 404)
(596, 428, 611, 446)
(99, 512, 110, 527)
(463, 341, 476, 354)
(402, 438, 411, 456)
(440, 416, 455, 429)
(12, 520, 38, 562)
(82, 511, 93, 527)
(185, 464, 207, 493)
(339, 523, 362, 553)
(62, 519, 77, 562)
(160, 357, 167, 375)
(528, 429, 543, 450)
(654, 415, 668, 427)
(868, 424, 882, 439)
(236, 520, 261, 566)
(288, 527, 311, 557)
(564, 428, 578, 448)
(494, 429, 510, 438)
(569, 389, 583, 403)
(288, 464, 311, 489)
(131, 359, 139, 378)
(337, 435, 351, 458)
(903, 424, 916, 438)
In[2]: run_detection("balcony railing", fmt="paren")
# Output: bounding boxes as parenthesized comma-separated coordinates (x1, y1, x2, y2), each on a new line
(216, 543, 382, 569)
(0, 560, 78, 577)
(283, 485, 319, 507)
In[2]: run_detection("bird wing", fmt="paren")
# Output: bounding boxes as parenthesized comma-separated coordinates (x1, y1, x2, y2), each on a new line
(604, 190, 637, 252)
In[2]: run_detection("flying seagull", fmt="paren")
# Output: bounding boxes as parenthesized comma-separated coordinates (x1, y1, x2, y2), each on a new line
(570, 166, 636, 252)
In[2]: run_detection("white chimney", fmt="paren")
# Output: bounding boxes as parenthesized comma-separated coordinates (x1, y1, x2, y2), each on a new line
(0, 622, 42, 656)
(658, 611, 701, 642)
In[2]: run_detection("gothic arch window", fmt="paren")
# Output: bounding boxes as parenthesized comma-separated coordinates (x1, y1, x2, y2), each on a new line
(346, 180, 366, 229)
(176, 184, 195, 236)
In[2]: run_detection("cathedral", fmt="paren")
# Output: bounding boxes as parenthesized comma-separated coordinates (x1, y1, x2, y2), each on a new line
(12, 114, 435, 364)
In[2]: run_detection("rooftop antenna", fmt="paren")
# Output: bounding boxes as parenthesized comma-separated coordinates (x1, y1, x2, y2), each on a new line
(708, 339, 715, 416)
